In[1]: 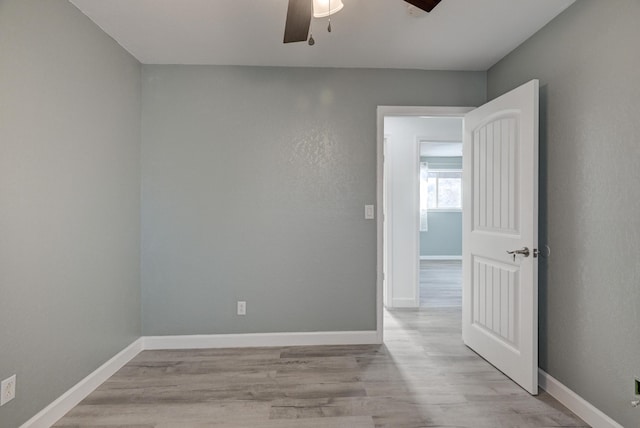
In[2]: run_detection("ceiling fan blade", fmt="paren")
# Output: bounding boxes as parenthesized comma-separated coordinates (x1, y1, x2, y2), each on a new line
(404, 0, 442, 13)
(283, 0, 312, 43)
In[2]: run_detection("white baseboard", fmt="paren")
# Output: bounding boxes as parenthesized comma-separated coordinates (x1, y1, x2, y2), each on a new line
(420, 255, 462, 260)
(144, 330, 380, 350)
(390, 297, 419, 308)
(538, 369, 623, 428)
(21, 338, 144, 428)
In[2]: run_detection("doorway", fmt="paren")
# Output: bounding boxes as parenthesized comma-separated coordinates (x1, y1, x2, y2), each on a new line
(378, 107, 470, 332)
(419, 138, 463, 308)
(378, 81, 540, 396)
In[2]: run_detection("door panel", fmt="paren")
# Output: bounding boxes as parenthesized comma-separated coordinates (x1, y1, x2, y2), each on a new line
(472, 256, 518, 346)
(473, 116, 519, 233)
(463, 79, 539, 395)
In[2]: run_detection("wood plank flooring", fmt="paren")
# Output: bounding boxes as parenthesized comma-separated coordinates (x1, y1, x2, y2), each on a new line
(54, 308, 587, 427)
(55, 262, 586, 427)
(420, 260, 462, 308)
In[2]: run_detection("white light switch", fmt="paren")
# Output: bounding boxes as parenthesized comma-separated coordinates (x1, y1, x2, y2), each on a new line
(365, 205, 375, 220)
(237, 301, 246, 316)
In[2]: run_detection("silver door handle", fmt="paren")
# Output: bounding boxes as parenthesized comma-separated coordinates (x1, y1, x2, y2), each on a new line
(507, 247, 530, 261)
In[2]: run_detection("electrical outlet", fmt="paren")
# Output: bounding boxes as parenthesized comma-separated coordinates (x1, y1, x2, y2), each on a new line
(1, 374, 16, 406)
(237, 301, 246, 316)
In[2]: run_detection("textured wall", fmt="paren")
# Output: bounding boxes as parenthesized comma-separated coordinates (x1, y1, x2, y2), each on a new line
(0, 1, 142, 426)
(141, 66, 485, 334)
(488, 1, 640, 425)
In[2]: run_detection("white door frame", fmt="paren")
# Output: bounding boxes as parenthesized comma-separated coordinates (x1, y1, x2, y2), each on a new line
(382, 135, 394, 308)
(376, 106, 474, 342)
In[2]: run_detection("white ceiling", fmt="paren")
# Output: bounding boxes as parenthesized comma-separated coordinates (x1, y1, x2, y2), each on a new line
(69, 0, 575, 70)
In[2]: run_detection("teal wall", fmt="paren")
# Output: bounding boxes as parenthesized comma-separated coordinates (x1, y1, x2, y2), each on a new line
(0, 1, 142, 426)
(488, 1, 640, 425)
(141, 67, 485, 335)
(420, 157, 462, 257)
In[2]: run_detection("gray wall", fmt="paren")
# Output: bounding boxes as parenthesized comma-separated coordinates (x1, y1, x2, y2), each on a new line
(0, 1, 142, 426)
(420, 157, 462, 257)
(420, 212, 462, 257)
(488, 1, 640, 425)
(141, 66, 485, 335)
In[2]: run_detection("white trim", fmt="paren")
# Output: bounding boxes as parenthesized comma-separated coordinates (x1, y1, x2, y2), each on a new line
(414, 138, 422, 307)
(390, 297, 420, 308)
(417, 137, 463, 144)
(376, 106, 474, 342)
(143, 331, 380, 350)
(539, 369, 623, 428)
(420, 255, 462, 260)
(21, 338, 144, 428)
(377, 106, 473, 118)
(427, 208, 463, 213)
(383, 135, 394, 308)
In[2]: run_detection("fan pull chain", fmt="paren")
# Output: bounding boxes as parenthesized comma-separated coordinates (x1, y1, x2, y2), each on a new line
(309, 2, 315, 46)
(310, 0, 335, 45)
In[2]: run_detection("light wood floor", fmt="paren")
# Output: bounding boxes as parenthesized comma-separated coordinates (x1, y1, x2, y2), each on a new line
(420, 260, 462, 308)
(55, 263, 586, 427)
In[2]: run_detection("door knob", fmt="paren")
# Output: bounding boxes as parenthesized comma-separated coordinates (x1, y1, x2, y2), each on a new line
(507, 247, 530, 261)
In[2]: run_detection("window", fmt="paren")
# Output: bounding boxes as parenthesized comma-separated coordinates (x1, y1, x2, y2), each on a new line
(426, 170, 463, 209)
(420, 162, 462, 231)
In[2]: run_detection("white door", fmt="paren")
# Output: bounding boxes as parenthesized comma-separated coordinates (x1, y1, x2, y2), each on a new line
(462, 79, 539, 394)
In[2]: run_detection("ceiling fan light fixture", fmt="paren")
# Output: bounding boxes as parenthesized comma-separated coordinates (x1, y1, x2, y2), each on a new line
(312, 0, 344, 18)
